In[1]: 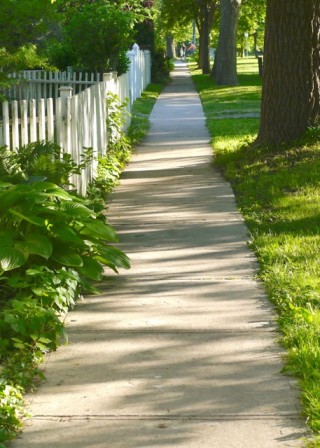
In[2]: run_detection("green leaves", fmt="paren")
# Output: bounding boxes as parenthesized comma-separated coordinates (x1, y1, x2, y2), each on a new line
(80, 219, 118, 242)
(97, 246, 131, 272)
(59, 201, 94, 219)
(51, 246, 83, 267)
(0, 179, 130, 277)
(78, 256, 104, 281)
(0, 233, 28, 272)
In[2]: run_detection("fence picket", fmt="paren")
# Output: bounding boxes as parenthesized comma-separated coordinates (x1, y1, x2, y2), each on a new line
(38, 99, 46, 141)
(30, 99, 37, 142)
(47, 98, 54, 142)
(21, 100, 28, 146)
(2, 102, 10, 149)
(12, 101, 19, 150)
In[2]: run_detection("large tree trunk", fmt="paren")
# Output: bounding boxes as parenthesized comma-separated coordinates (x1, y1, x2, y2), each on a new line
(310, 1, 320, 125)
(210, 0, 241, 85)
(256, 0, 320, 145)
(197, 1, 218, 74)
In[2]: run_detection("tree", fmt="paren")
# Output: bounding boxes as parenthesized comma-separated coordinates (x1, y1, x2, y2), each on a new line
(65, 2, 137, 72)
(159, 0, 218, 74)
(0, 0, 53, 51)
(256, 0, 320, 145)
(134, 0, 155, 51)
(45, 0, 149, 73)
(210, 0, 242, 85)
(196, 0, 219, 73)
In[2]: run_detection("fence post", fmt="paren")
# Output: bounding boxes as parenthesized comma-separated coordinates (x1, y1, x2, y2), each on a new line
(132, 43, 141, 100)
(103, 73, 112, 82)
(126, 49, 135, 105)
(144, 50, 151, 86)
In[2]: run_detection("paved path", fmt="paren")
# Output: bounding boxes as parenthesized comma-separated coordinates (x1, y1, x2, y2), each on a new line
(11, 63, 307, 447)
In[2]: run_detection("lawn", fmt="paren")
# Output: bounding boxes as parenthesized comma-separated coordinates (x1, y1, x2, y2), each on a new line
(191, 57, 320, 447)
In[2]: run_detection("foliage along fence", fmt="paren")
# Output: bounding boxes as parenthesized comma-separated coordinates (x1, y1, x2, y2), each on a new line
(0, 44, 151, 195)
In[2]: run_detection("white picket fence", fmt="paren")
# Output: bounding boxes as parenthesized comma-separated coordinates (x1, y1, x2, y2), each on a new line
(0, 44, 151, 195)
(5, 70, 102, 103)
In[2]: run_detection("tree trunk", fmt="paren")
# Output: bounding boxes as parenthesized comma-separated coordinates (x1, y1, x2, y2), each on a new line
(310, 1, 320, 125)
(210, 0, 241, 85)
(165, 35, 174, 58)
(199, 6, 210, 74)
(197, 1, 218, 74)
(256, 0, 320, 145)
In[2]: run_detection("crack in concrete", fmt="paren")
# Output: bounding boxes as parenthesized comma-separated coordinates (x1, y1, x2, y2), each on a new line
(31, 414, 301, 422)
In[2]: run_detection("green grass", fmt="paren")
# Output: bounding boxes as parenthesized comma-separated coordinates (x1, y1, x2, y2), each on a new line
(191, 58, 320, 445)
(128, 83, 162, 144)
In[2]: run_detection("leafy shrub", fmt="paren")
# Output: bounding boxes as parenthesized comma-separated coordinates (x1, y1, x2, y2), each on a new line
(0, 382, 24, 444)
(65, 3, 136, 73)
(0, 180, 130, 285)
(89, 93, 133, 201)
(0, 142, 92, 188)
(151, 49, 173, 84)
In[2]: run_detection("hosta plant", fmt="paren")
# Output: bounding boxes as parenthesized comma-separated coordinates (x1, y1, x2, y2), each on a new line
(0, 180, 130, 292)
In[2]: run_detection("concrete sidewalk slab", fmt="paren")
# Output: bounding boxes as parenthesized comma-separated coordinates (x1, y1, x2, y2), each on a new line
(19, 331, 297, 417)
(65, 279, 274, 332)
(10, 418, 305, 448)
(10, 62, 308, 447)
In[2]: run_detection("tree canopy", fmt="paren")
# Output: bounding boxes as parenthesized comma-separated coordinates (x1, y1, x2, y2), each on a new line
(0, 0, 53, 51)
(62, 2, 137, 72)
(0, 0, 150, 74)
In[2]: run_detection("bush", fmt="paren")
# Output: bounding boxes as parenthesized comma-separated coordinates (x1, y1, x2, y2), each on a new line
(65, 3, 136, 73)
(151, 49, 173, 83)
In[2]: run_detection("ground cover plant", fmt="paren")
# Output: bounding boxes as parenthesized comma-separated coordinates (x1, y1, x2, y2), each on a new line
(0, 83, 162, 446)
(191, 57, 320, 447)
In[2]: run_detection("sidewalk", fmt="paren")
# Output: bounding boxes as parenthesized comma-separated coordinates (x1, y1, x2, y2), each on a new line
(10, 62, 307, 448)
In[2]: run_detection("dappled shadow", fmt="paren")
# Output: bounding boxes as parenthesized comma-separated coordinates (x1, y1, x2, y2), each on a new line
(10, 62, 307, 448)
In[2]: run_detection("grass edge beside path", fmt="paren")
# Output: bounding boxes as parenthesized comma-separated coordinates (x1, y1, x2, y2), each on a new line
(190, 59, 320, 448)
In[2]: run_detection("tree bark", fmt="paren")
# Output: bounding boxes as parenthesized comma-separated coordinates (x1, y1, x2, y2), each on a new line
(310, 1, 320, 125)
(256, 0, 320, 145)
(197, 0, 218, 74)
(199, 5, 210, 73)
(210, 0, 242, 85)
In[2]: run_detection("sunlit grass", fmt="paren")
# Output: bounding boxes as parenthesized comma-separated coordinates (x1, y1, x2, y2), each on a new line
(127, 83, 162, 144)
(191, 59, 320, 445)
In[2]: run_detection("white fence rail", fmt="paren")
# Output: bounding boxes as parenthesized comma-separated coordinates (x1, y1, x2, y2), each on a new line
(5, 70, 102, 103)
(0, 45, 151, 195)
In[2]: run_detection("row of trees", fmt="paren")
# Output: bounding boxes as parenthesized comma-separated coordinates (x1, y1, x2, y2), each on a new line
(158, 0, 320, 145)
(158, 0, 265, 79)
